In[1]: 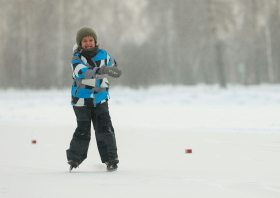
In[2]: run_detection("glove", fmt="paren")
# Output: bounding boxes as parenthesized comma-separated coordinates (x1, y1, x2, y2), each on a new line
(100, 65, 122, 78)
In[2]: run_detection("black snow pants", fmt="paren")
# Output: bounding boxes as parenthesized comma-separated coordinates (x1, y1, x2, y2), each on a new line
(66, 102, 118, 164)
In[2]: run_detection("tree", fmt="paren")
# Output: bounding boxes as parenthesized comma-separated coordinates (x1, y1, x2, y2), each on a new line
(206, 0, 235, 88)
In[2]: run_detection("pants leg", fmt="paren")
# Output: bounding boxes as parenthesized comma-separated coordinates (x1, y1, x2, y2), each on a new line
(66, 106, 92, 164)
(91, 102, 118, 163)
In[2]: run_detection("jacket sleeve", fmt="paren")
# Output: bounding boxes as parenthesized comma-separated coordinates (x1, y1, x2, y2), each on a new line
(107, 54, 117, 67)
(71, 53, 99, 79)
(106, 52, 118, 67)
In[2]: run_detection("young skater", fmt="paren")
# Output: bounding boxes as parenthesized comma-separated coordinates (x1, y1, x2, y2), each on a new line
(66, 26, 122, 171)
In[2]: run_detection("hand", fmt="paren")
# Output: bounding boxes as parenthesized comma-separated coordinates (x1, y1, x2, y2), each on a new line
(100, 65, 122, 78)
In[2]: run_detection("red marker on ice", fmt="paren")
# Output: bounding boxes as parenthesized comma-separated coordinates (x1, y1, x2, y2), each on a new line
(185, 149, 192, 153)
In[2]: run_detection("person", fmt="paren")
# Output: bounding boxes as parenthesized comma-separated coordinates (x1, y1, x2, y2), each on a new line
(66, 26, 122, 172)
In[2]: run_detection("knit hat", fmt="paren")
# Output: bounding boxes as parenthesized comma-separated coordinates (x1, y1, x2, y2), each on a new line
(76, 26, 98, 46)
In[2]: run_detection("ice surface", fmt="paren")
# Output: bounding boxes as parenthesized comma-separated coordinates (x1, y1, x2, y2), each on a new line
(0, 85, 280, 197)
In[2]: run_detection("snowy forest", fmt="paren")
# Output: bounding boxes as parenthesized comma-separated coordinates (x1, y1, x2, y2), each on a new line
(1, 0, 280, 89)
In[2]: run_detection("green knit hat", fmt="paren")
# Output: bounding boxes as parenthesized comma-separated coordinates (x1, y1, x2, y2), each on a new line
(76, 26, 98, 46)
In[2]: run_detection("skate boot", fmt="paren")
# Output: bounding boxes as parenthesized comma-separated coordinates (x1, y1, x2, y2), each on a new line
(68, 160, 79, 172)
(105, 157, 119, 171)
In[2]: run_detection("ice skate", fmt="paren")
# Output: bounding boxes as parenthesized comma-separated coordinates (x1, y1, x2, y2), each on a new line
(68, 160, 79, 172)
(105, 157, 119, 171)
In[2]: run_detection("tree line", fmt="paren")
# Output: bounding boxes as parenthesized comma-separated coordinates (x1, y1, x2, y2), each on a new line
(0, 0, 280, 89)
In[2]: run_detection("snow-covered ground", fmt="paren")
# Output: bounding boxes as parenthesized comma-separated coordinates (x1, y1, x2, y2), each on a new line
(0, 84, 280, 197)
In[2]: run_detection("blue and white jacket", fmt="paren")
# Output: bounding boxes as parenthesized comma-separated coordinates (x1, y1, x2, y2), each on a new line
(71, 44, 117, 107)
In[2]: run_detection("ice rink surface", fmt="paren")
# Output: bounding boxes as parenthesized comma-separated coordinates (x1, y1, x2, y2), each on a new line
(0, 85, 280, 197)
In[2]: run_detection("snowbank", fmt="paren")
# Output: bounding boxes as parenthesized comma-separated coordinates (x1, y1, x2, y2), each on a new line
(0, 84, 279, 132)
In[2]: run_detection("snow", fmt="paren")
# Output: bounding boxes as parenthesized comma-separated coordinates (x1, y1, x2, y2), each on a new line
(0, 84, 280, 197)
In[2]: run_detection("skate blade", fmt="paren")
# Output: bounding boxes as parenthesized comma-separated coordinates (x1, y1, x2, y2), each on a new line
(107, 165, 118, 172)
(107, 168, 117, 172)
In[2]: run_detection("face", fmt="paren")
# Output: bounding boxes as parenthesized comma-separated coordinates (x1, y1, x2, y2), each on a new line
(81, 36, 95, 49)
